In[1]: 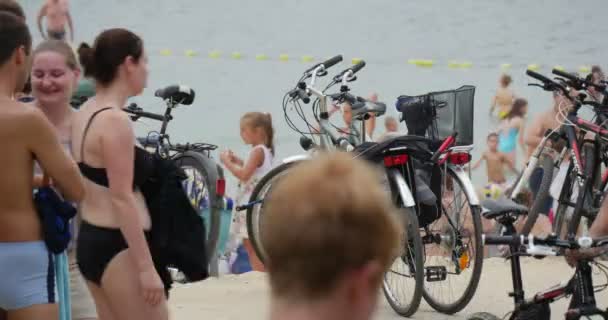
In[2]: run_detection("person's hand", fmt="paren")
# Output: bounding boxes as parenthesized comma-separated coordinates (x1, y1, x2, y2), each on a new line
(564, 248, 600, 267)
(138, 267, 164, 306)
(219, 151, 231, 164)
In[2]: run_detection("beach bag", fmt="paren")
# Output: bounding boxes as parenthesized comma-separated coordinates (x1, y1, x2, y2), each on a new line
(34, 175, 77, 254)
(143, 155, 209, 283)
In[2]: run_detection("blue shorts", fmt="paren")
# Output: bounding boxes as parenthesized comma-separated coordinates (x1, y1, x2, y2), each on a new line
(0, 241, 56, 310)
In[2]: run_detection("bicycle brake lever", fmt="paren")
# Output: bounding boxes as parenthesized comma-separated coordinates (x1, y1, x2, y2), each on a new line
(528, 83, 544, 88)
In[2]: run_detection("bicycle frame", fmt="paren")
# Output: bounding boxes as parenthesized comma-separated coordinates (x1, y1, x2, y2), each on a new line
(485, 221, 608, 319)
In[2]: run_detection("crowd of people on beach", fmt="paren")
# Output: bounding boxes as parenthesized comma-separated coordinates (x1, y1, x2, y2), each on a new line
(2, 1, 608, 320)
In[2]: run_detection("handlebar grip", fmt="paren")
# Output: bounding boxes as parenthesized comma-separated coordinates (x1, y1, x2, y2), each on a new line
(321, 55, 343, 69)
(123, 107, 166, 121)
(483, 235, 522, 246)
(552, 68, 578, 81)
(526, 69, 552, 84)
(351, 60, 366, 74)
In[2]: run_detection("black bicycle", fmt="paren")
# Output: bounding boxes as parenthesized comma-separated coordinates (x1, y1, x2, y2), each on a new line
(522, 70, 608, 241)
(468, 198, 608, 320)
(122, 85, 225, 276)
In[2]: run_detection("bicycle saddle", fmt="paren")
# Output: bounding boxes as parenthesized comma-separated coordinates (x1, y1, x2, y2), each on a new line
(351, 99, 387, 117)
(481, 198, 528, 220)
(155, 85, 195, 105)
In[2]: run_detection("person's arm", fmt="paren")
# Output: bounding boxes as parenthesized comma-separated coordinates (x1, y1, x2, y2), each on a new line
(66, 11, 74, 41)
(37, 4, 47, 39)
(518, 118, 526, 153)
(365, 113, 376, 139)
(28, 109, 83, 201)
(490, 94, 497, 115)
(503, 153, 518, 174)
(102, 111, 163, 305)
(228, 151, 244, 166)
(222, 147, 264, 182)
(471, 153, 485, 170)
(524, 116, 544, 150)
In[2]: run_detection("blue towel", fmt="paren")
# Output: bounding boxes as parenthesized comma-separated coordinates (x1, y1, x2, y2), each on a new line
(55, 252, 71, 320)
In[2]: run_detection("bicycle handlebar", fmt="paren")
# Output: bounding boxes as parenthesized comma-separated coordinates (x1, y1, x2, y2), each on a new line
(322, 55, 343, 69)
(552, 68, 607, 92)
(526, 70, 574, 101)
(123, 103, 166, 121)
(483, 234, 608, 250)
(333, 60, 366, 83)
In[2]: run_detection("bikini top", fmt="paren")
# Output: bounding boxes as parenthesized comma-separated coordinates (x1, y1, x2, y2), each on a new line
(77, 107, 154, 189)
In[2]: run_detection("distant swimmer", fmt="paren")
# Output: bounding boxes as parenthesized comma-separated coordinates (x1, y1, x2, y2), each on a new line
(37, 0, 73, 41)
(490, 74, 515, 120)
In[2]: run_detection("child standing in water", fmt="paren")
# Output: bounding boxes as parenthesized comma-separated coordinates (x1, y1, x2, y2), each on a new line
(220, 112, 274, 273)
(472, 133, 518, 198)
(490, 74, 515, 120)
(497, 98, 528, 166)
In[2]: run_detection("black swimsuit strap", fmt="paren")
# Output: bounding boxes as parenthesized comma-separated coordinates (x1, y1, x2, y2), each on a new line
(80, 107, 113, 162)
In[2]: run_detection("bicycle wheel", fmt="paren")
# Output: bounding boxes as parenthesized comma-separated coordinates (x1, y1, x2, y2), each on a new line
(520, 154, 554, 235)
(173, 151, 221, 262)
(246, 161, 300, 264)
(383, 206, 424, 317)
(566, 142, 596, 237)
(421, 167, 483, 314)
(466, 312, 501, 320)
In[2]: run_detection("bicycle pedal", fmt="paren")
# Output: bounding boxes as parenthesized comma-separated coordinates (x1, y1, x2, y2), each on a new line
(425, 266, 447, 282)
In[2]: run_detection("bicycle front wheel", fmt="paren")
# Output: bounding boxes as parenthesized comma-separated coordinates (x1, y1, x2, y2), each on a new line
(520, 153, 554, 235)
(174, 151, 222, 262)
(421, 167, 483, 314)
(246, 161, 301, 265)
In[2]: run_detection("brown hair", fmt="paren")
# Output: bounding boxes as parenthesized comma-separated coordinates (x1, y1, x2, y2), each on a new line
(0, 11, 30, 66)
(78, 28, 143, 86)
(261, 153, 401, 300)
(487, 132, 498, 141)
(241, 112, 275, 155)
(507, 98, 528, 119)
(0, 0, 24, 19)
(500, 74, 512, 87)
(33, 40, 79, 70)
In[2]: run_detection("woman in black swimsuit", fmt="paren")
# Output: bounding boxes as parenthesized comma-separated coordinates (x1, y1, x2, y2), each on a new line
(71, 29, 168, 320)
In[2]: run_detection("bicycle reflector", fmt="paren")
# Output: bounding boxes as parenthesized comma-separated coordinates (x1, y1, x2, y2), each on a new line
(384, 154, 409, 167)
(447, 152, 471, 165)
(216, 179, 226, 197)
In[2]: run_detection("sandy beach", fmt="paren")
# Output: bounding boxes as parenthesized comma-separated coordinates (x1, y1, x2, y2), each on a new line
(169, 257, 608, 320)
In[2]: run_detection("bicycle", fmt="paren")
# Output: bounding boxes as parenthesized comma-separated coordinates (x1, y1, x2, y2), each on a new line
(122, 85, 226, 277)
(245, 67, 484, 316)
(508, 69, 608, 239)
(469, 198, 608, 320)
(396, 86, 485, 315)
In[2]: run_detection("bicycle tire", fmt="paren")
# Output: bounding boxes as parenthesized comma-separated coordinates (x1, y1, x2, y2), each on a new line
(520, 154, 554, 235)
(422, 167, 483, 314)
(566, 142, 596, 237)
(246, 161, 300, 264)
(466, 312, 501, 320)
(173, 151, 221, 262)
(383, 206, 424, 317)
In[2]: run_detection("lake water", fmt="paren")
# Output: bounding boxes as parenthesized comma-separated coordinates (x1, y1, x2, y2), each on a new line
(21, 0, 608, 194)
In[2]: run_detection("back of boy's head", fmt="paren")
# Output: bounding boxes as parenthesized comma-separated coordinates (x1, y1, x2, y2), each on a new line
(0, 0, 25, 20)
(261, 152, 401, 301)
(487, 132, 498, 141)
(0, 11, 31, 67)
